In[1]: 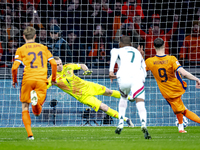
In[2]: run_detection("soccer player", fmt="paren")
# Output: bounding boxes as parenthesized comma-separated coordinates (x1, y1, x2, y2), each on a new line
(12, 26, 57, 140)
(47, 56, 134, 127)
(140, 38, 200, 133)
(109, 36, 151, 139)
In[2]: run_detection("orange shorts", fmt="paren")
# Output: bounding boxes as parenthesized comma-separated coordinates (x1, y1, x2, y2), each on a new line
(166, 96, 186, 114)
(20, 80, 47, 105)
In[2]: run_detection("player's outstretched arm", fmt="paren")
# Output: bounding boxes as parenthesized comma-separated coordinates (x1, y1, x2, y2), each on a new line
(178, 67, 200, 88)
(80, 64, 93, 75)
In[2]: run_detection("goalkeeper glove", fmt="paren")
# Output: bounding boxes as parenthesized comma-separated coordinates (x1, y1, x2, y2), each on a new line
(83, 70, 93, 75)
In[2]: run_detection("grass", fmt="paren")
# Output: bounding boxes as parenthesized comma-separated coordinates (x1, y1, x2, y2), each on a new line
(0, 126, 200, 150)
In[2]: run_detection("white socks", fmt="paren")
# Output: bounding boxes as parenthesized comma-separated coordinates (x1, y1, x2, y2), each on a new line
(118, 97, 128, 125)
(136, 101, 147, 127)
(178, 123, 184, 131)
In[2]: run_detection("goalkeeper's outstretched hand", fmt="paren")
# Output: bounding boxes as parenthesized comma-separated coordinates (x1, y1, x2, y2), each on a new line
(83, 70, 93, 75)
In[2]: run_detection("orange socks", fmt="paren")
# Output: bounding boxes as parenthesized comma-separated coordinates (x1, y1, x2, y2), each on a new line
(32, 103, 42, 116)
(22, 110, 33, 137)
(183, 109, 200, 123)
(176, 113, 183, 124)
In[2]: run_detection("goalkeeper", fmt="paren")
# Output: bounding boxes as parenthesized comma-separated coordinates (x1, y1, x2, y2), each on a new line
(47, 56, 134, 126)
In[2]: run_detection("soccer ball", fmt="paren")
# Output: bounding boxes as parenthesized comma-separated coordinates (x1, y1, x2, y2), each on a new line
(175, 116, 188, 128)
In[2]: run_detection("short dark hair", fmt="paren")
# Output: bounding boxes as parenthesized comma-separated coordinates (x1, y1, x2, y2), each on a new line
(154, 38, 164, 48)
(120, 36, 131, 45)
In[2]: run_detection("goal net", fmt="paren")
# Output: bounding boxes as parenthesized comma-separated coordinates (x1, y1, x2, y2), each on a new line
(0, 0, 200, 127)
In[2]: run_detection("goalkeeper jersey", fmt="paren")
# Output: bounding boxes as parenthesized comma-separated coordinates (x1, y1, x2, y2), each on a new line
(47, 63, 90, 100)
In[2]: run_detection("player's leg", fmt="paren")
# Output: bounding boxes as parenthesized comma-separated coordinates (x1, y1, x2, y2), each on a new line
(85, 81, 133, 130)
(87, 82, 121, 98)
(167, 97, 187, 133)
(135, 99, 146, 126)
(130, 81, 151, 139)
(20, 80, 35, 140)
(81, 95, 133, 127)
(183, 109, 200, 123)
(22, 103, 34, 140)
(176, 113, 187, 133)
(85, 82, 130, 123)
(135, 97, 151, 139)
(130, 83, 146, 127)
(114, 77, 131, 134)
(102, 88, 121, 99)
(99, 102, 134, 127)
(32, 81, 47, 116)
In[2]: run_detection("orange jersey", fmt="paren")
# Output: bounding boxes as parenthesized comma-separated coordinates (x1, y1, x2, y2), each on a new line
(145, 55, 187, 99)
(12, 42, 57, 83)
(179, 35, 200, 61)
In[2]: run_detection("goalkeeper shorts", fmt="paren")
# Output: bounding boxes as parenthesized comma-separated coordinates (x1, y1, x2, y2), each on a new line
(81, 96, 102, 112)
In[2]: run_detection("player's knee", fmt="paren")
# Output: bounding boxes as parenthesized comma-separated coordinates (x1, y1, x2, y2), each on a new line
(135, 98, 144, 103)
(33, 111, 41, 116)
(99, 103, 109, 112)
(174, 110, 184, 114)
(32, 106, 42, 116)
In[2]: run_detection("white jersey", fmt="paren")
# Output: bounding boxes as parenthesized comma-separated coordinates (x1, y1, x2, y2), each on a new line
(109, 46, 146, 81)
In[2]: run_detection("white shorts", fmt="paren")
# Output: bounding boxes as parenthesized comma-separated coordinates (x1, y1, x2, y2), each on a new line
(117, 76, 145, 100)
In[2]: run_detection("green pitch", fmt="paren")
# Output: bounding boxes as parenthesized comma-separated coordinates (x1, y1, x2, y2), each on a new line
(0, 126, 200, 150)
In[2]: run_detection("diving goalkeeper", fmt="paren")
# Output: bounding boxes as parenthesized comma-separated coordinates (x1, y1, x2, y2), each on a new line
(47, 56, 134, 126)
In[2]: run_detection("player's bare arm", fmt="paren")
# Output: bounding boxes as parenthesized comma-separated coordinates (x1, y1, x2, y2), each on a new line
(80, 64, 93, 75)
(178, 67, 200, 88)
(80, 64, 89, 71)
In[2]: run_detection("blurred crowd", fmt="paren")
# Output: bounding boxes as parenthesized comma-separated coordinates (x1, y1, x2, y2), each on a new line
(0, 0, 199, 68)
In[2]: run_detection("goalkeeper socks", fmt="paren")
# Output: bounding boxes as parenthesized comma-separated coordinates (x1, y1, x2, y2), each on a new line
(136, 101, 147, 127)
(111, 90, 121, 99)
(105, 108, 128, 122)
(183, 109, 200, 123)
(123, 117, 128, 122)
(178, 123, 184, 131)
(106, 107, 118, 119)
(176, 113, 183, 124)
(118, 98, 128, 124)
(22, 110, 33, 137)
(32, 103, 42, 116)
